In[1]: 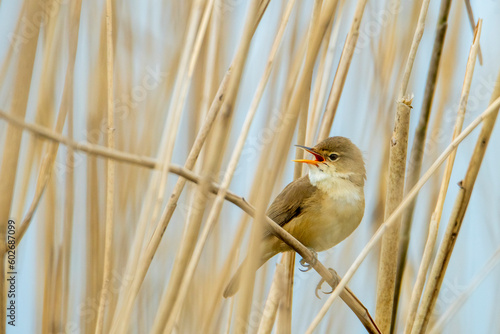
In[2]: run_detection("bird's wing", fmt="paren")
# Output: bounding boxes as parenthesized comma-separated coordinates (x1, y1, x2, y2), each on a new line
(263, 175, 317, 237)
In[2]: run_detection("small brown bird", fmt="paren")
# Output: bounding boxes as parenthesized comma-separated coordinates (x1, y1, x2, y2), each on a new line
(223, 136, 366, 297)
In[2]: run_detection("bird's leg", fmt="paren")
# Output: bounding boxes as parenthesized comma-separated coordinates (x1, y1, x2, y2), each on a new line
(299, 248, 318, 272)
(315, 268, 340, 298)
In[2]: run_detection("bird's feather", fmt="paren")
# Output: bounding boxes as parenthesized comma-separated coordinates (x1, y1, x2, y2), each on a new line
(264, 175, 317, 234)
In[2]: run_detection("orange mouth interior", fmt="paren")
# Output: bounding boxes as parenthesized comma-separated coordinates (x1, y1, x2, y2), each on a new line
(293, 148, 324, 165)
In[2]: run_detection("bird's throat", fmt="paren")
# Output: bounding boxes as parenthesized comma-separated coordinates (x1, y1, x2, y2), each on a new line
(308, 166, 330, 185)
(308, 167, 363, 204)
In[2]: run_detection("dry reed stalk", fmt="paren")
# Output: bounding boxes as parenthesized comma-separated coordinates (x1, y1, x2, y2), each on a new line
(428, 245, 500, 334)
(307, 16, 334, 144)
(0, 1, 40, 329)
(317, 0, 368, 140)
(403, 20, 482, 334)
(95, 0, 115, 332)
(464, 0, 482, 64)
(368, 7, 408, 333)
(163, 179, 220, 333)
(411, 70, 500, 334)
(375, 95, 412, 334)
(151, 176, 213, 332)
(199, 230, 246, 332)
(307, 1, 343, 145)
(85, 99, 104, 334)
(41, 177, 57, 334)
(276, 252, 295, 333)
(200, 3, 221, 120)
(180, 12, 223, 325)
(45, 67, 74, 334)
(306, 96, 500, 333)
(197, 9, 224, 286)
(14, 2, 64, 223)
(423, 31, 459, 224)
(159, 175, 222, 333)
(53, 247, 64, 333)
(370, 124, 391, 230)
(395, 0, 453, 321)
(398, 0, 432, 98)
(282, 36, 308, 111)
(54, 2, 82, 330)
(257, 262, 286, 333)
(82, 8, 111, 332)
(60, 108, 75, 329)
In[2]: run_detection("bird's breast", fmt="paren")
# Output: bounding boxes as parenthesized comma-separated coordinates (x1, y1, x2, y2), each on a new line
(283, 182, 364, 252)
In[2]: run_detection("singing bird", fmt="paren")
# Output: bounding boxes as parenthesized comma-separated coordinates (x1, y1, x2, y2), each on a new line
(223, 136, 366, 298)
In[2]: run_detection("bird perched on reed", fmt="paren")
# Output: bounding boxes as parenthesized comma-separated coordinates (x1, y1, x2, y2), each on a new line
(224, 136, 366, 297)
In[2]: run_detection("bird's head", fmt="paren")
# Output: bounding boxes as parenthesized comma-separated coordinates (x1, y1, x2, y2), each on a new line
(293, 136, 366, 187)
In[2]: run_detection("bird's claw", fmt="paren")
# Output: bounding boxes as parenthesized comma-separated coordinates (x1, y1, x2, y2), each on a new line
(299, 249, 318, 272)
(315, 268, 340, 299)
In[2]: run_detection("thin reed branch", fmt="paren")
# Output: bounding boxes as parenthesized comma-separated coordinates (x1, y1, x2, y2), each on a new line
(398, 0, 432, 98)
(428, 245, 500, 334)
(95, 0, 115, 332)
(375, 96, 412, 334)
(464, 0, 482, 64)
(257, 262, 286, 333)
(0, 3, 41, 329)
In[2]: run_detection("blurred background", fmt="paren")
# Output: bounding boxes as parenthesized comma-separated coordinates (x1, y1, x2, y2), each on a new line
(0, 0, 499, 333)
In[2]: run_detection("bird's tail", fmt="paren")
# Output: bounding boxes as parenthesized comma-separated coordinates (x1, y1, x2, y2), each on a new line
(223, 248, 278, 298)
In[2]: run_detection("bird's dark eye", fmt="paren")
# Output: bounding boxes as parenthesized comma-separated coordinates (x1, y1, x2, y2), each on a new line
(329, 153, 339, 161)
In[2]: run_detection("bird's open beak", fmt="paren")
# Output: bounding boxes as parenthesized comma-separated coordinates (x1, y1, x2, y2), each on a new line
(292, 145, 325, 165)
